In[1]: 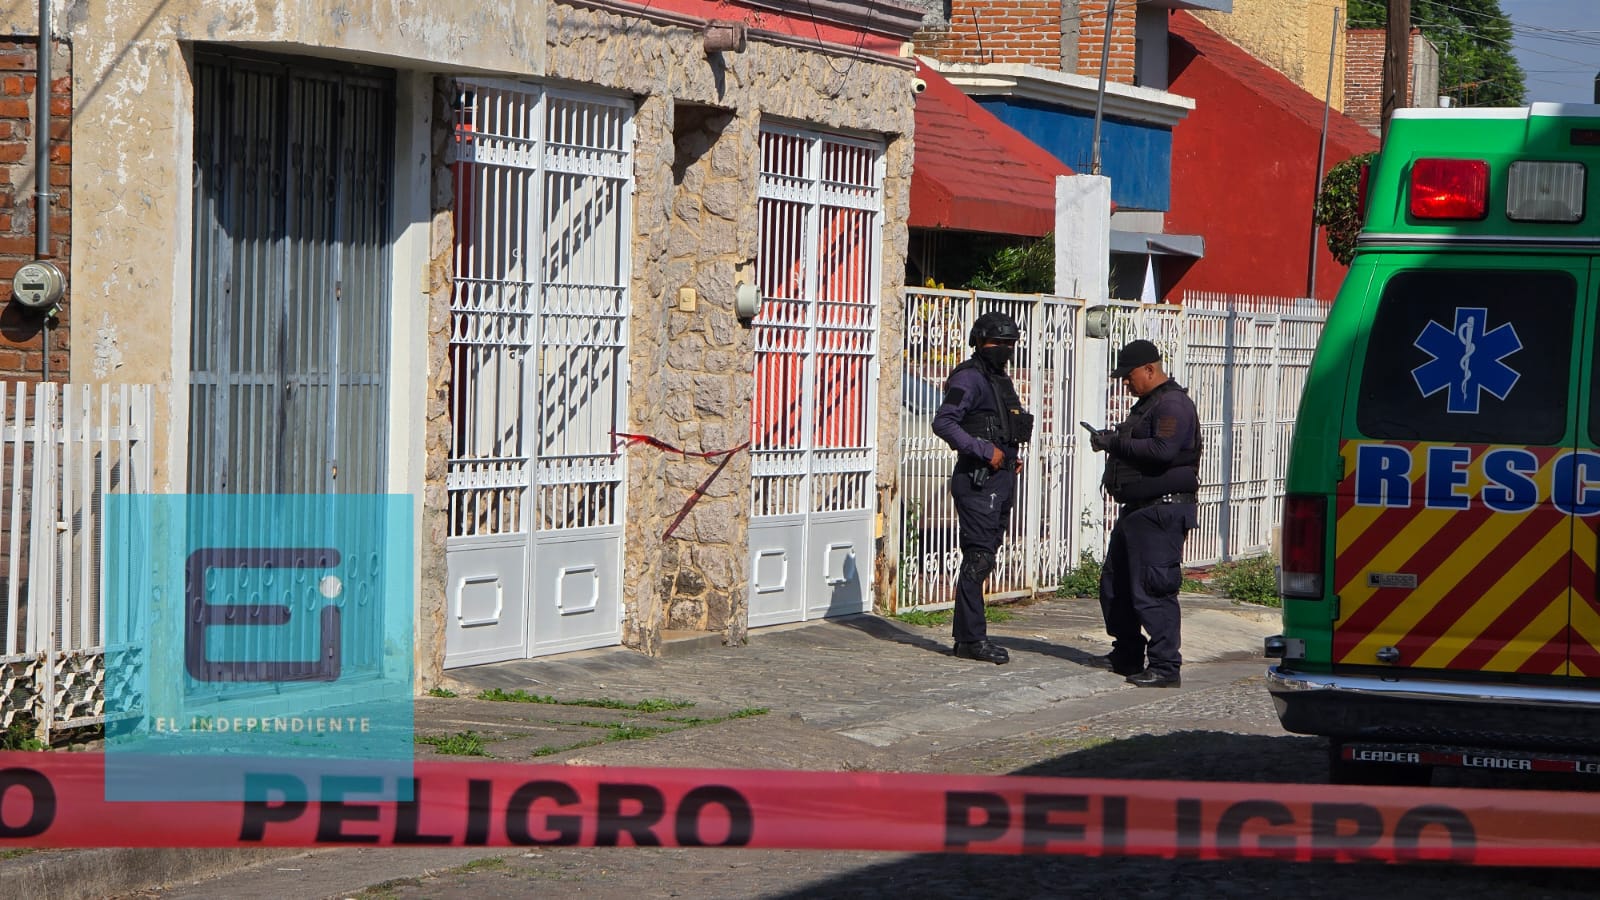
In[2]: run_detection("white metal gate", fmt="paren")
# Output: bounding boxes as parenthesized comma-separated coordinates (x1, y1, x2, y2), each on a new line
(0, 384, 153, 739)
(895, 289, 1327, 610)
(898, 291, 1083, 608)
(748, 126, 884, 627)
(444, 81, 633, 667)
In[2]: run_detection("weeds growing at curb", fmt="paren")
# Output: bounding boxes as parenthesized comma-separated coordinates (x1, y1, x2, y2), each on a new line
(1211, 554, 1281, 607)
(0, 719, 45, 752)
(525, 707, 770, 758)
(1055, 551, 1102, 598)
(415, 731, 491, 757)
(454, 856, 508, 873)
(427, 686, 458, 698)
(476, 688, 692, 712)
(895, 606, 1014, 628)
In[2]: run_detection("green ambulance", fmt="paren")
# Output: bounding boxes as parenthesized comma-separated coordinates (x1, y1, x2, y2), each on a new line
(1266, 103, 1600, 784)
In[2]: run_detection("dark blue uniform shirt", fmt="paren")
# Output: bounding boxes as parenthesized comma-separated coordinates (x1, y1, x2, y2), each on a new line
(1105, 380, 1201, 500)
(932, 361, 1020, 468)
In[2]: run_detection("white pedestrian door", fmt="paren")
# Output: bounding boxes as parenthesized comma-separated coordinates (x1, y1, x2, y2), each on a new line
(748, 126, 884, 627)
(444, 81, 634, 667)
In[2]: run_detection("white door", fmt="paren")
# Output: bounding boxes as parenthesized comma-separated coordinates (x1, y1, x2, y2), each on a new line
(748, 126, 884, 627)
(444, 82, 633, 666)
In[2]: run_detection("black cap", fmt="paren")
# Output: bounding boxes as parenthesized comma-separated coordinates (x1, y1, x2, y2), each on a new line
(1111, 339, 1161, 377)
(969, 311, 1021, 347)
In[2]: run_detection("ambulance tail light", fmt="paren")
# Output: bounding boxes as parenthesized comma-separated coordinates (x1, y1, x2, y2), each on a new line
(1280, 494, 1327, 600)
(1408, 158, 1489, 220)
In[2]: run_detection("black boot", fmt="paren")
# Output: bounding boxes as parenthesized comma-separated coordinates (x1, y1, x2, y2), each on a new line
(954, 640, 1010, 665)
(1089, 653, 1144, 677)
(1125, 668, 1180, 688)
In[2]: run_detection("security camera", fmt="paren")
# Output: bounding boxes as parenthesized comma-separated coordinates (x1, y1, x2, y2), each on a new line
(912, 78, 927, 94)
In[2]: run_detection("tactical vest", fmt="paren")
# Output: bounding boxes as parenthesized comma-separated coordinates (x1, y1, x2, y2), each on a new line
(951, 357, 1034, 447)
(1102, 382, 1201, 501)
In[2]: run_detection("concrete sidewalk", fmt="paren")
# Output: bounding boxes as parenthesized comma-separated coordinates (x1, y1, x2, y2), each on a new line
(0, 593, 1281, 899)
(419, 592, 1278, 771)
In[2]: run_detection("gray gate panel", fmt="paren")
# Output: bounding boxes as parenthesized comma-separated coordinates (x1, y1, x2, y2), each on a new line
(189, 51, 394, 498)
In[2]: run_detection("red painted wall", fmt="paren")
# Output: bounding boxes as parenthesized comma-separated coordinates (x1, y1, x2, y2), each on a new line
(1165, 15, 1377, 301)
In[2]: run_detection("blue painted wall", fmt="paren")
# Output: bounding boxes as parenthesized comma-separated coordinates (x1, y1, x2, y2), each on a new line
(973, 97, 1172, 211)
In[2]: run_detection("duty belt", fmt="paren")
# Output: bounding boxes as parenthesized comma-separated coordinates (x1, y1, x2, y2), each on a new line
(1122, 492, 1198, 511)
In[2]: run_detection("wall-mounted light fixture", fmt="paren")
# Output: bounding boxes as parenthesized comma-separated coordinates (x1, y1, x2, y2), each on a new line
(704, 20, 747, 54)
(735, 281, 762, 320)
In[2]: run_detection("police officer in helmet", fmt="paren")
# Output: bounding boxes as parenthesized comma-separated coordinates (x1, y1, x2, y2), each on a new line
(931, 311, 1034, 664)
(1088, 339, 1201, 687)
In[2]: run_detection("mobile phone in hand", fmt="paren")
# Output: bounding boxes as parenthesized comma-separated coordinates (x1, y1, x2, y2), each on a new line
(1079, 421, 1099, 436)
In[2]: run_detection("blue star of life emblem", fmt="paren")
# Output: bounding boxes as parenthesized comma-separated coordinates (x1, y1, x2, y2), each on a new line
(1411, 307, 1521, 414)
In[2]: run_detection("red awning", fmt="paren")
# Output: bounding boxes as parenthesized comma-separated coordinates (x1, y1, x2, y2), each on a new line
(910, 62, 1075, 237)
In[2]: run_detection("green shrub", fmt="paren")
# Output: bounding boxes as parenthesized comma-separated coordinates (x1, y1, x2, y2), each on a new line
(1056, 551, 1102, 598)
(1212, 554, 1280, 607)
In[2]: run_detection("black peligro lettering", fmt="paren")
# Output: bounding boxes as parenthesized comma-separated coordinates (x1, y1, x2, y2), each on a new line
(0, 768, 54, 839)
(238, 774, 308, 842)
(1309, 802, 1384, 861)
(1101, 796, 1127, 854)
(1394, 805, 1476, 864)
(944, 791, 1009, 849)
(394, 779, 452, 845)
(1021, 793, 1088, 851)
(1175, 798, 1202, 858)
(1216, 800, 1296, 859)
(505, 781, 582, 846)
(596, 783, 666, 847)
(465, 779, 493, 845)
(314, 776, 383, 844)
(675, 785, 753, 847)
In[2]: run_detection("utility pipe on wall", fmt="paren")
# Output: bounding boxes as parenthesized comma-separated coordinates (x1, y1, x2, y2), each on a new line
(1090, 0, 1115, 176)
(35, 0, 50, 259)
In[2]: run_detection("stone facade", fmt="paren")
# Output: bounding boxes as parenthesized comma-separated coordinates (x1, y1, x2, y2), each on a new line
(538, 1, 916, 652)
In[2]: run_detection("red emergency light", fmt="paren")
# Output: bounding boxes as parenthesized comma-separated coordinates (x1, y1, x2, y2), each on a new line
(1408, 158, 1489, 220)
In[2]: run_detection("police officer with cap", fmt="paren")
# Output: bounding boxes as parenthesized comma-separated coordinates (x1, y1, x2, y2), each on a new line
(931, 311, 1033, 664)
(1088, 339, 1201, 687)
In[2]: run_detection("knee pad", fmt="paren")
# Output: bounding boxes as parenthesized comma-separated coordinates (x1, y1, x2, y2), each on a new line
(960, 549, 996, 583)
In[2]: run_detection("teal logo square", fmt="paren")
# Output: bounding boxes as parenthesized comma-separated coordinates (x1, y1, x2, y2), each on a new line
(104, 495, 414, 802)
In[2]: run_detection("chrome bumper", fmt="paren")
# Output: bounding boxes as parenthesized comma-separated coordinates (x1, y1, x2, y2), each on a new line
(1266, 666, 1600, 710)
(1266, 666, 1600, 749)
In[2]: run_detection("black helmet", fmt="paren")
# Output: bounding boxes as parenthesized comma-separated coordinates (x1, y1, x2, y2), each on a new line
(969, 311, 1020, 347)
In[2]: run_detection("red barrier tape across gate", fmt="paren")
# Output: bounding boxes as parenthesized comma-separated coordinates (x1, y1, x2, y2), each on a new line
(3, 753, 1600, 865)
(612, 431, 751, 540)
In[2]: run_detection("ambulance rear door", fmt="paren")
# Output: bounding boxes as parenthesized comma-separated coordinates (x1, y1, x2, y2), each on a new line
(1569, 256, 1600, 676)
(1332, 261, 1589, 677)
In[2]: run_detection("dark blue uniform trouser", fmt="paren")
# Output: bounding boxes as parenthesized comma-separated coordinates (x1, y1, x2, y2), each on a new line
(951, 466, 1016, 644)
(1099, 502, 1196, 676)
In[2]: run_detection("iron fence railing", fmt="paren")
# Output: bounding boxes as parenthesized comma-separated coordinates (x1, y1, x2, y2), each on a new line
(894, 289, 1328, 611)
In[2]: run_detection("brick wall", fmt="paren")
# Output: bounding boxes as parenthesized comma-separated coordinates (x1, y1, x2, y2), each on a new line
(919, 1, 1137, 84)
(1345, 27, 1422, 134)
(1344, 28, 1383, 132)
(0, 39, 69, 383)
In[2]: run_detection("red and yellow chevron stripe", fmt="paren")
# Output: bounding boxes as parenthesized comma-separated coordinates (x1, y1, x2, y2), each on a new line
(1334, 441, 1583, 676)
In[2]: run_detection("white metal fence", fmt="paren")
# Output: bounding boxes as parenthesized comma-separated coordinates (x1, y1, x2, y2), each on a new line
(0, 383, 153, 738)
(895, 289, 1327, 610)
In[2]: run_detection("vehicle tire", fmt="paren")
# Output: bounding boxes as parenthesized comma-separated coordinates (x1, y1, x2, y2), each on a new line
(1327, 740, 1432, 786)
